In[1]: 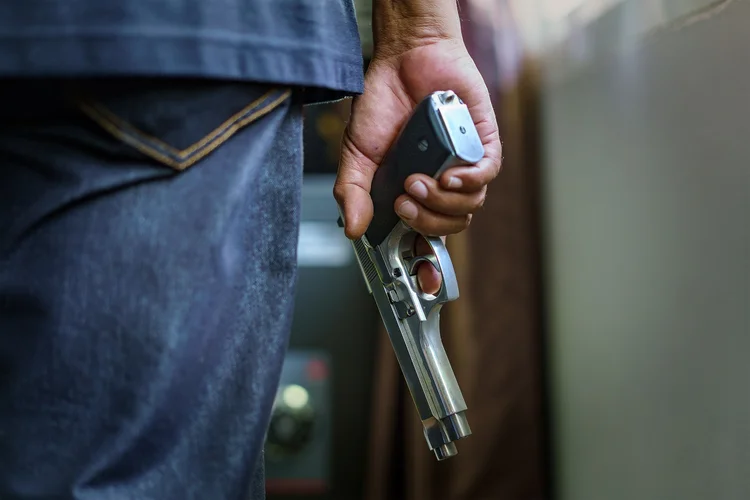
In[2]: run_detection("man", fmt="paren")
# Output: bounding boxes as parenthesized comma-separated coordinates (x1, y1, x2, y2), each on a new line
(0, 0, 501, 498)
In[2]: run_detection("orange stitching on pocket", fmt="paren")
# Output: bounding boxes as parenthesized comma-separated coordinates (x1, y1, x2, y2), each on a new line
(182, 89, 291, 157)
(84, 89, 278, 157)
(78, 101, 183, 169)
(180, 90, 293, 166)
(78, 88, 292, 171)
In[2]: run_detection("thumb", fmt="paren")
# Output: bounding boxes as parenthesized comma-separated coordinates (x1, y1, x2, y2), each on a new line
(334, 134, 377, 239)
(334, 182, 373, 239)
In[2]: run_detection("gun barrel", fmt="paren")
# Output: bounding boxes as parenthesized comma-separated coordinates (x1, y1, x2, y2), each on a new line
(349, 224, 471, 459)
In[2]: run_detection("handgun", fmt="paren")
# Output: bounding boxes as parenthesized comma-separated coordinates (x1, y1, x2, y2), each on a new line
(337, 90, 484, 460)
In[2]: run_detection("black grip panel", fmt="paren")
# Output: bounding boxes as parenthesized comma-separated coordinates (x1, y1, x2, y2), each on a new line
(365, 97, 453, 247)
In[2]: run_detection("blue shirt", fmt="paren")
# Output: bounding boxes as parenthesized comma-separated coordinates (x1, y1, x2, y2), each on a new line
(0, 0, 365, 102)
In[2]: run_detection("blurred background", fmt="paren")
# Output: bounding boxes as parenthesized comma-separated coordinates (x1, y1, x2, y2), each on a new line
(264, 1, 749, 499)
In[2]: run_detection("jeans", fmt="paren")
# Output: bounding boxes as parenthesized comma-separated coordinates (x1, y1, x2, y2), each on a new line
(0, 79, 304, 499)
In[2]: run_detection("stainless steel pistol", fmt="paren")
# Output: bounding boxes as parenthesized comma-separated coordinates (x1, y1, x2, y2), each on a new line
(337, 90, 484, 460)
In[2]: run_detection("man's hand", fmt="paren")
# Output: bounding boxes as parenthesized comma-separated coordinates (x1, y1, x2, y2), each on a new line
(334, 2, 502, 293)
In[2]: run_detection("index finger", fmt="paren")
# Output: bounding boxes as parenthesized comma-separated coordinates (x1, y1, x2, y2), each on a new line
(439, 137, 503, 192)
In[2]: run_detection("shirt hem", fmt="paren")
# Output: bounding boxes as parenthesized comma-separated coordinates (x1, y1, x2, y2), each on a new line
(0, 34, 366, 104)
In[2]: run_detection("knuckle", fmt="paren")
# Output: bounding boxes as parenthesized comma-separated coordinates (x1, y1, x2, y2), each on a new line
(332, 183, 346, 204)
(470, 180, 485, 193)
(477, 169, 492, 187)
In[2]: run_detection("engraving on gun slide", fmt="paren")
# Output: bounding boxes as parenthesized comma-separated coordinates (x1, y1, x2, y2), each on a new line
(338, 91, 484, 460)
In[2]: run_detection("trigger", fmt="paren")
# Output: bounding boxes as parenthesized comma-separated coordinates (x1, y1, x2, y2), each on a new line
(406, 254, 439, 276)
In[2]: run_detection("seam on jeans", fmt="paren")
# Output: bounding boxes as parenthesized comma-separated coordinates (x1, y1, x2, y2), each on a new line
(77, 88, 292, 171)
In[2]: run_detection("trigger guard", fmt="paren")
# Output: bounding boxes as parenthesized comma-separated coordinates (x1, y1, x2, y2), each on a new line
(406, 254, 440, 276)
(412, 236, 460, 304)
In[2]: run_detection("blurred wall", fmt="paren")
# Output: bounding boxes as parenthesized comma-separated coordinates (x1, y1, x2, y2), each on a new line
(532, 1, 749, 499)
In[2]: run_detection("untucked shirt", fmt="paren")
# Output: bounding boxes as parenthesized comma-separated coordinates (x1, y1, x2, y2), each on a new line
(0, 0, 365, 103)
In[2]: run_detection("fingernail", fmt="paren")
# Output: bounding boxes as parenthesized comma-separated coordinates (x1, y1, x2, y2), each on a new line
(397, 200, 418, 220)
(408, 181, 428, 199)
(448, 177, 462, 188)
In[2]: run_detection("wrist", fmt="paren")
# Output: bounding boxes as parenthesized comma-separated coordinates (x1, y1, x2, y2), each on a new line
(372, 0, 463, 58)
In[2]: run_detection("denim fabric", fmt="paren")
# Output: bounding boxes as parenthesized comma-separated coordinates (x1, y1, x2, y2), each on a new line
(0, 80, 304, 499)
(0, 0, 365, 104)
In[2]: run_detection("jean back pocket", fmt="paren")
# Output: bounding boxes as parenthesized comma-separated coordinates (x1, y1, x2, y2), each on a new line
(73, 79, 291, 171)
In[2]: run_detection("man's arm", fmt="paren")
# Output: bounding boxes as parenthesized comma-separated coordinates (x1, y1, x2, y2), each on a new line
(371, 0, 463, 55)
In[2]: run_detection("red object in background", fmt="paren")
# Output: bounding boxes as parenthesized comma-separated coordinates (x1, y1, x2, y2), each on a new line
(305, 358, 328, 382)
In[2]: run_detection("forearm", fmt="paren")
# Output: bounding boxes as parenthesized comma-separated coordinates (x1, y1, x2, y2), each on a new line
(372, 0, 463, 55)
